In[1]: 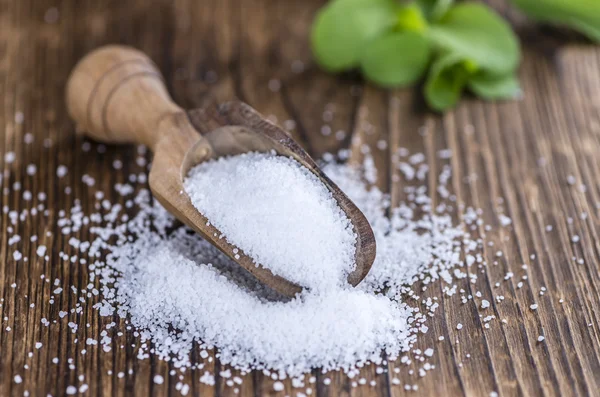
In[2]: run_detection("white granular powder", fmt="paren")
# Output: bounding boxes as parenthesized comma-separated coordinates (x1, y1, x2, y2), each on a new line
(110, 230, 413, 375)
(4, 138, 504, 388)
(78, 151, 479, 378)
(184, 152, 357, 290)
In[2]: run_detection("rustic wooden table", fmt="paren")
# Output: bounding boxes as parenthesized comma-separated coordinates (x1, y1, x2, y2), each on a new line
(1, 1, 599, 396)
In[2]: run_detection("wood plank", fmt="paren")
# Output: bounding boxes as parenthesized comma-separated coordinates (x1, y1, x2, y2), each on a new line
(0, 1, 599, 396)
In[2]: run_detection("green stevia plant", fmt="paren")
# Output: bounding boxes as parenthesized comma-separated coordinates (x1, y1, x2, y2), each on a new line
(511, 0, 600, 42)
(311, 0, 600, 111)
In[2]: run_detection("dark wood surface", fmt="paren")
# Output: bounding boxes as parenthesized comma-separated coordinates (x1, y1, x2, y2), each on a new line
(1, 1, 599, 396)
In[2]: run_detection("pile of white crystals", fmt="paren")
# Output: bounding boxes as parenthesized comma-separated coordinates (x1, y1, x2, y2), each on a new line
(88, 148, 479, 376)
(5, 140, 498, 392)
(113, 229, 413, 375)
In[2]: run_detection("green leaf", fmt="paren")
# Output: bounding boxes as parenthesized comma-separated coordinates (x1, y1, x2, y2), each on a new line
(468, 72, 522, 100)
(424, 53, 471, 111)
(360, 31, 432, 87)
(571, 18, 600, 43)
(311, 0, 399, 71)
(429, 3, 520, 74)
(416, 0, 454, 22)
(396, 3, 428, 32)
(511, 0, 600, 42)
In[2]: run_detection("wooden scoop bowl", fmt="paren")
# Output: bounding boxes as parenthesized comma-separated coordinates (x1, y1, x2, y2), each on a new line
(65, 45, 376, 297)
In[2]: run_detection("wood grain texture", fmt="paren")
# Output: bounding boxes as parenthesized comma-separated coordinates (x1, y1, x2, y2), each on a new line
(0, 0, 599, 396)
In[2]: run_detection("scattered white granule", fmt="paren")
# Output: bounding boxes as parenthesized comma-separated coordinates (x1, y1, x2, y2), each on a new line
(114, 183, 134, 196)
(36, 245, 47, 257)
(5, 152, 16, 163)
(456, 324, 463, 330)
(180, 384, 189, 395)
(530, 304, 538, 310)
(184, 153, 357, 291)
(82, 174, 95, 186)
(56, 165, 68, 178)
(153, 375, 164, 385)
(66, 386, 77, 395)
(35, 342, 42, 349)
(424, 348, 434, 357)
(498, 214, 512, 226)
(437, 149, 452, 159)
(481, 300, 490, 309)
(15, 112, 24, 124)
(14, 375, 22, 384)
(537, 336, 545, 342)
(268, 79, 281, 92)
(397, 163, 415, 180)
(199, 372, 215, 386)
(273, 381, 285, 391)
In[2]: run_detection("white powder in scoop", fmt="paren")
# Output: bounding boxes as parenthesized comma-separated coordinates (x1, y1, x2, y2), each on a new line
(184, 152, 357, 291)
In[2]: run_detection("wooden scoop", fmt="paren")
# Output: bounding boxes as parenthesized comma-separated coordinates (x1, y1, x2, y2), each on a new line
(65, 45, 376, 297)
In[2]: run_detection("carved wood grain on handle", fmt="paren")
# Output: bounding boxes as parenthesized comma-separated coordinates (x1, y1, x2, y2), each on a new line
(65, 45, 182, 150)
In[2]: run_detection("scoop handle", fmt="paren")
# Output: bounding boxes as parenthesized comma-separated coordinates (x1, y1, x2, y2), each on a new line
(66, 45, 182, 150)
